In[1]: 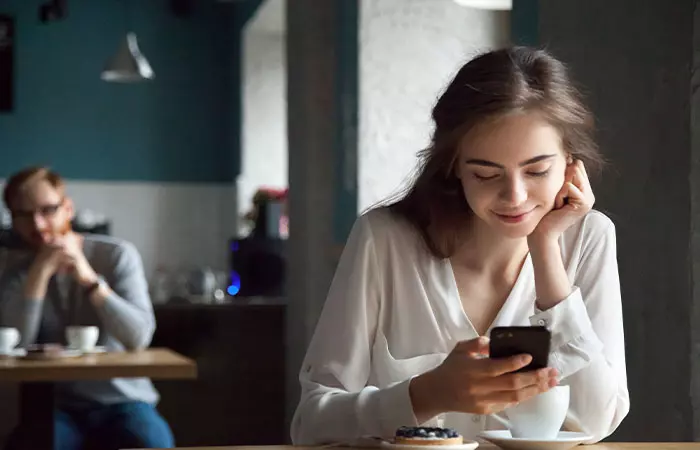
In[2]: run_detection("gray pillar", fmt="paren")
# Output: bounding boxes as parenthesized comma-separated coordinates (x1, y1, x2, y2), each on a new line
(691, 2, 700, 442)
(539, 0, 695, 442)
(285, 0, 358, 441)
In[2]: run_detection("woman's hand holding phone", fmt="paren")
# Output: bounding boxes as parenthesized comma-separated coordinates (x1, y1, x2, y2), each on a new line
(409, 337, 558, 423)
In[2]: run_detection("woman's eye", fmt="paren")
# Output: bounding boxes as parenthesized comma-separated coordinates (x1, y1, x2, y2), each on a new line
(527, 170, 550, 178)
(473, 173, 499, 181)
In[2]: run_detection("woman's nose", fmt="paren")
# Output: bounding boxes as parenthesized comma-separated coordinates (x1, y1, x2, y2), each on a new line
(499, 176, 528, 206)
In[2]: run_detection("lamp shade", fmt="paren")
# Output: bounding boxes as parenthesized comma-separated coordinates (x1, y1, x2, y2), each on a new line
(101, 32, 154, 82)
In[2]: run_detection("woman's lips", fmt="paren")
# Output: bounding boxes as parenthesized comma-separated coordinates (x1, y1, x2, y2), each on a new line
(493, 209, 534, 224)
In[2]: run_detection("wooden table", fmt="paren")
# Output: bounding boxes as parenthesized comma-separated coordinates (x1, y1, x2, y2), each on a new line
(135, 444, 700, 450)
(0, 347, 196, 382)
(0, 347, 196, 450)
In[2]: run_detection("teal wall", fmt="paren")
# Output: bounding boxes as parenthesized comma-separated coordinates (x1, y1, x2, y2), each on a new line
(333, 0, 358, 243)
(0, 0, 255, 182)
(511, 0, 539, 45)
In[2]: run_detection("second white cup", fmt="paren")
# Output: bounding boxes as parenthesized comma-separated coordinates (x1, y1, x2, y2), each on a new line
(0, 327, 20, 354)
(66, 326, 99, 351)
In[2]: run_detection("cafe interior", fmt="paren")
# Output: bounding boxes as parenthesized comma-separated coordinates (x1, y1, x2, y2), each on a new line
(0, 0, 696, 449)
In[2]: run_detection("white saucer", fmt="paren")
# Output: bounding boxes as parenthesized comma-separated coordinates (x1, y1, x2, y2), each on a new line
(0, 349, 27, 358)
(381, 440, 479, 450)
(478, 431, 592, 450)
(21, 349, 83, 360)
(69, 346, 107, 355)
(57, 349, 83, 358)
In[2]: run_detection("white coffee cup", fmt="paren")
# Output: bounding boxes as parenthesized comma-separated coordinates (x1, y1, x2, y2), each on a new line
(66, 326, 99, 351)
(0, 327, 20, 354)
(505, 385, 570, 439)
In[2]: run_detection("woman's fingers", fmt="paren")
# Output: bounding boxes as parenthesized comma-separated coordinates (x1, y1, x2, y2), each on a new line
(470, 367, 558, 394)
(563, 182, 594, 213)
(475, 354, 532, 377)
(571, 160, 593, 199)
(478, 376, 557, 408)
(453, 337, 490, 357)
(576, 159, 590, 183)
(554, 182, 570, 209)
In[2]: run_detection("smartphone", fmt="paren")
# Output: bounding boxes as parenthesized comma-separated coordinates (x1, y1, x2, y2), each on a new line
(489, 326, 551, 373)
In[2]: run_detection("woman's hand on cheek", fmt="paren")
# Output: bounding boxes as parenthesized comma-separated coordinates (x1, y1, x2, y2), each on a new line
(529, 160, 595, 245)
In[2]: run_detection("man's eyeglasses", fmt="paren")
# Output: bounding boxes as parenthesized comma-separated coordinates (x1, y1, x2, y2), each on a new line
(11, 200, 64, 221)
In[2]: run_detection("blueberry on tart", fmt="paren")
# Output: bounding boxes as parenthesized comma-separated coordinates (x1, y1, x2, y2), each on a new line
(394, 426, 463, 446)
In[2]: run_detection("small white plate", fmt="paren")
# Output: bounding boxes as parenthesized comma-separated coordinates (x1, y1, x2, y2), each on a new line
(381, 440, 479, 450)
(69, 346, 107, 355)
(22, 349, 83, 360)
(0, 348, 27, 358)
(478, 430, 592, 450)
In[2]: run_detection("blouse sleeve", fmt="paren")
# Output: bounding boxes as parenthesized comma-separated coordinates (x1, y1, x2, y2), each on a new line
(290, 215, 420, 445)
(529, 213, 629, 442)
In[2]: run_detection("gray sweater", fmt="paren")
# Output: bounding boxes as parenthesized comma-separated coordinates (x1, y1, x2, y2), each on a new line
(0, 234, 159, 407)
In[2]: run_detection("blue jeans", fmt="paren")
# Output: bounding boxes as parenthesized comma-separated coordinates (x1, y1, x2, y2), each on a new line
(5, 402, 174, 450)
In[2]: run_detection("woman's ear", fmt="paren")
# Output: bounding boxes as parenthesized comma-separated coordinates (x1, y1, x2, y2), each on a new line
(566, 154, 574, 165)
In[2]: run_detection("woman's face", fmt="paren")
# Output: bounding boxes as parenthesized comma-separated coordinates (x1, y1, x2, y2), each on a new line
(455, 112, 569, 239)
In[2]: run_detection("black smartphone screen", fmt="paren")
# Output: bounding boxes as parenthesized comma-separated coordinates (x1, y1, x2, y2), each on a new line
(488, 326, 551, 372)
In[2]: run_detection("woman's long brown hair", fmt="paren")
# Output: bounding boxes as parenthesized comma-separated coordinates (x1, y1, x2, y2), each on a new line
(388, 46, 603, 259)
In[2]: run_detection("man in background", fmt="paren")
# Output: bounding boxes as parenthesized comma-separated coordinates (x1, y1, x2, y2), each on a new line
(0, 166, 173, 450)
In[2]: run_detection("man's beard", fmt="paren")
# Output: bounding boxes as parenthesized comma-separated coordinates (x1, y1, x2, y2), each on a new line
(35, 218, 72, 245)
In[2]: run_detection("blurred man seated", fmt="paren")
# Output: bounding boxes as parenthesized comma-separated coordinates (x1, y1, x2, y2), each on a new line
(0, 167, 173, 450)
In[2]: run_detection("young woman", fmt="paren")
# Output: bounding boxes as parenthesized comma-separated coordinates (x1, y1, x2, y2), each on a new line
(291, 46, 629, 445)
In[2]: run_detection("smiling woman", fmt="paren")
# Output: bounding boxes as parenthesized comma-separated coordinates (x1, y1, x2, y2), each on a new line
(392, 46, 604, 258)
(456, 113, 570, 239)
(291, 47, 628, 446)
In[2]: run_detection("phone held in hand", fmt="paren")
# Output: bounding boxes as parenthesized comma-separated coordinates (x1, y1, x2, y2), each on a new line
(489, 326, 551, 373)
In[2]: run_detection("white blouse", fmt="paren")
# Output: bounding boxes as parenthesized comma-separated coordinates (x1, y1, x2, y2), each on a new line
(290, 207, 629, 445)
